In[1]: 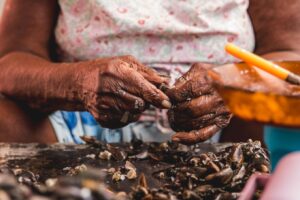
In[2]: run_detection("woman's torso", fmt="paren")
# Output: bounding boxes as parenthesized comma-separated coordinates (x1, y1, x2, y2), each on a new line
(55, 0, 254, 65)
(53, 0, 255, 143)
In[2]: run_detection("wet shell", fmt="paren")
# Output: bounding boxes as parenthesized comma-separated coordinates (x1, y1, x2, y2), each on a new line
(138, 173, 148, 188)
(127, 169, 137, 180)
(232, 165, 246, 182)
(107, 144, 127, 161)
(45, 178, 57, 187)
(112, 171, 125, 182)
(99, 150, 112, 160)
(86, 154, 96, 159)
(74, 164, 87, 173)
(205, 167, 234, 185)
(189, 157, 201, 166)
(125, 161, 136, 170)
(230, 144, 244, 168)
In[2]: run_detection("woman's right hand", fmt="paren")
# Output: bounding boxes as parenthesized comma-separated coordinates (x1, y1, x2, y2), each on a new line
(76, 55, 171, 128)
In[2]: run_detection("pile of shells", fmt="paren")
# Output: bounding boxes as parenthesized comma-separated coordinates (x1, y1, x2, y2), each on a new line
(0, 168, 126, 200)
(129, 139, 269, 199)
(0, 138, 269, 200)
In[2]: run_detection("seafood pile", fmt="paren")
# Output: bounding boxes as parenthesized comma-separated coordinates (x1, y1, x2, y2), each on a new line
(130, 140, 269, 200)
(0, 168, 126, 200)
(0, 138, 269, 200)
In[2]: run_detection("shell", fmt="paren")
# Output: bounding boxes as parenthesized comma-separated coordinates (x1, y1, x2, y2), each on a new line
(99, 150, 112, 160)
(127, 169, 137, 180)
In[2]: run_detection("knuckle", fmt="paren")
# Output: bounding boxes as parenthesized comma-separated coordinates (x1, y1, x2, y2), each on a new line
(105, 60, 117, 70)
(171, 85, 191, 102)
(107, 59, 127, 71)
(100, 63, 118, 78)
(100, 80, 121, 93)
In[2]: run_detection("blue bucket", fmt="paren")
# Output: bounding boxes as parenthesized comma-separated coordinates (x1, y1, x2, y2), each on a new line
(264, 125, 300, 170)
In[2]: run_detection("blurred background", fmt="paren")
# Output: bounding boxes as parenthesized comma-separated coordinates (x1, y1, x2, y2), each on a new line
(0, 0, 4, 14)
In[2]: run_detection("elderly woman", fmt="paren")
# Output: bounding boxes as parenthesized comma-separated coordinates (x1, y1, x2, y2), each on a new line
(0, 0, 299, 144)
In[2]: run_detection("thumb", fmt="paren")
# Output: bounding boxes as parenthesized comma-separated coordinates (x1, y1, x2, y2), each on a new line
(172, 125, 220, 144)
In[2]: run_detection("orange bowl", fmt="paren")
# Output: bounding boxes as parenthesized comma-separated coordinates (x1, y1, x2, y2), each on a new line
(208, 61, 300, 127)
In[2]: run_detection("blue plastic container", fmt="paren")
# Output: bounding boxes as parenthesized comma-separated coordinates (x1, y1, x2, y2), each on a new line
(264, 125, 300, 170)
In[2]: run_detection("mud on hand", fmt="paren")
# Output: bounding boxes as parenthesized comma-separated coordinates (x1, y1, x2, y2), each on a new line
(166, 63, 232, 144)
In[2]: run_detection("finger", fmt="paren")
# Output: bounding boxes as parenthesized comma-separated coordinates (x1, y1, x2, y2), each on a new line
(89, 109, 127, 129)
(166, 77, 213, 103)
(89, 107, 140, 129)
(100, 114, 140, 129)
(169, 106, 231, 131)
(171, 78, 214, 103)
(172, 125, 220, 144)
(173, 63, 212, 88)
(120, 55, 169, 86)
(166, 63, 214, 103)
(174, 92, 224, 117)
(170, 112, 217, 132)
(166, 80, 213, 103)
(98, 92, 146, 114)
(123, 68, 172, 109)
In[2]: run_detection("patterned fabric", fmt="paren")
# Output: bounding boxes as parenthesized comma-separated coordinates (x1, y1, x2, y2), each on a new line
(50, 0, 255, 143)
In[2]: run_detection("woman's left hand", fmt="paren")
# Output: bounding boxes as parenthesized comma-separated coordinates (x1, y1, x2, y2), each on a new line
(166, 63, 232, 144)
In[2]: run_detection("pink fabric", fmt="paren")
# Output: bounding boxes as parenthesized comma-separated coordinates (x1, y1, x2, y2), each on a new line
(55, 0, 254, 65)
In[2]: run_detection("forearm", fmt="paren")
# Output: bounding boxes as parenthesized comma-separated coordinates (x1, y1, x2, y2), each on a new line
(249, 0, 300, 61)
(0, 52, 85, 112)
(259, 50, 300, 61)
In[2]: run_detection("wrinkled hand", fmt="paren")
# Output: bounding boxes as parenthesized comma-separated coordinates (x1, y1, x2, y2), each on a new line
(166, 63, 232, 144)
(78, 55, 171, 128)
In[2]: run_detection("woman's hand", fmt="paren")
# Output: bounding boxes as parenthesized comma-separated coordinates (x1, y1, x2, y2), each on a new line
(166, 63, 232, 144)
(78, 55, 171, 128)
(0, 52, 171, 130)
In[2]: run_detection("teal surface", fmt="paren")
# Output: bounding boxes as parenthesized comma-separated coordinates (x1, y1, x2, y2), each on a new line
(264, 126, 300, 170)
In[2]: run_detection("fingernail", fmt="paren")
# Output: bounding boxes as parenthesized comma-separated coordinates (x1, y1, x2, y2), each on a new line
(162, 100, 172, 109)
(158, 73, 171, 78)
